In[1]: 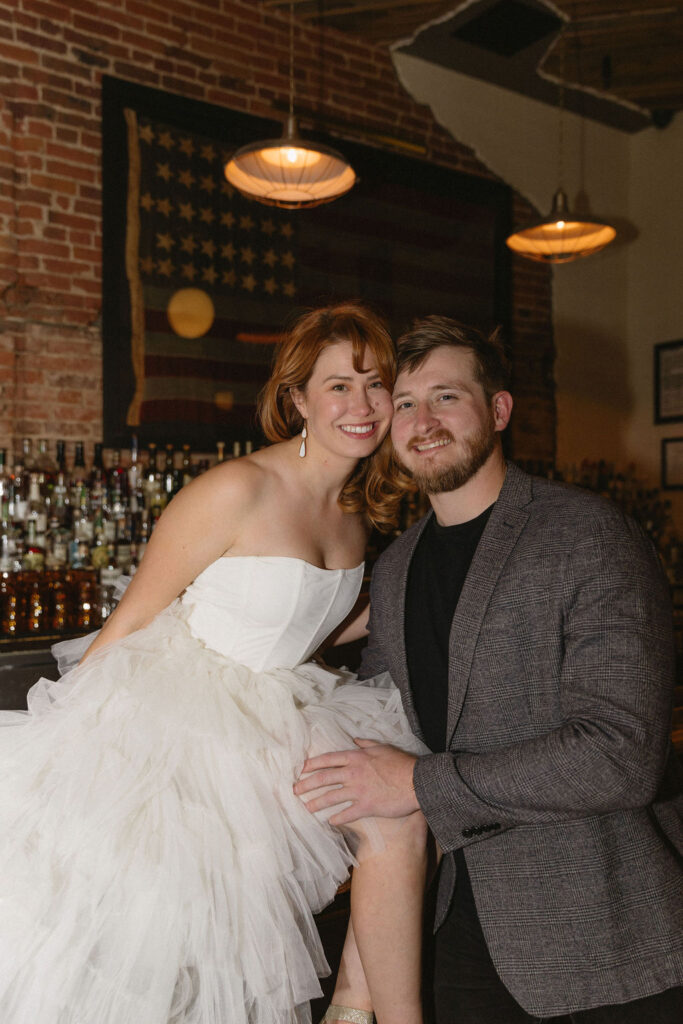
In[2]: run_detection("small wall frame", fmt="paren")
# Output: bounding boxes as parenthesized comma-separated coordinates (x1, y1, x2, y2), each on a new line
(654, 340, 683, 423)
(661, 437, 683, 489)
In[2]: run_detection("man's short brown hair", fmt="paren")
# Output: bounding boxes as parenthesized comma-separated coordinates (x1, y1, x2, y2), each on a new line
(396, 316, 511, 400)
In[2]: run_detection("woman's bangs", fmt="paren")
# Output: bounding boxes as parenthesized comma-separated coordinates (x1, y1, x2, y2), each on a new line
(349, 330, 395, 392)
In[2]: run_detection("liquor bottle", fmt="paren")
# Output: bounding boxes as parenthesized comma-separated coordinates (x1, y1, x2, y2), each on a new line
(20, 437, 36, 472)
(216, 441, 225, 463)
(23, 519, 46, 571)
(0, 571, 19, 636)
(89, 521, 110, 572)
(108, 448, 129, 502)
(163, 445, 176, 502)
(89, 442, 106, 514)
(55, 439, 67, 473)
(26, 578, 44, 633)
(115, 512, 133, 573)
(0, 449, 10, 522)
(69, 441, 87, 507)
(52, 469, 69, 525)
(70, 539, 90, 571)
(144, 442, 160, 510)
(180, 444, 194, 487)
(245, 440, 253, 455)
(76, 578, 96, 631)
(50, 577, 69, 633)
(46, 515, 70, 570)
(68, 512, 82, 567)
(232, 441, 241, 460)
(74, 484, 94, 545)
(100, 544, 122, 587)
(134, 513, 151, 567)
(128, 435, 142, 511)
(0, 527, 12, 573)
(35, 438, 55, 480)
(27, 473, 48, 540)
(52, 440, 70, 527)
(11, 448, 28, 525)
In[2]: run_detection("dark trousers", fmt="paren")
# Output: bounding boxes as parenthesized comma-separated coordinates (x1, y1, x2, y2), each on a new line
(432, 855, 682, 1023)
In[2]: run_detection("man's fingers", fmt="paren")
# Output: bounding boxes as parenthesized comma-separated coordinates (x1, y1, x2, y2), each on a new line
(329, 804, 365, 827)
(294, 769, 345, 794)
(301, 751, 350, 773)
(353, 737, 379, 749)
(302, 788, 349, 814)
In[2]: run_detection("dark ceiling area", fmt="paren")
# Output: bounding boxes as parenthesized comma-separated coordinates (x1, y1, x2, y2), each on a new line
(261, 0, 683, 131)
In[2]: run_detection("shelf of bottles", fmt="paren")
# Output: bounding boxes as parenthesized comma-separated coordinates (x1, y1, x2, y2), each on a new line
(0, 437, 251, 646)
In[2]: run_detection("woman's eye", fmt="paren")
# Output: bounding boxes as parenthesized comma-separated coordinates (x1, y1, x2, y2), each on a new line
(331, 383, 347, 392)
(369, 380, 385, 390)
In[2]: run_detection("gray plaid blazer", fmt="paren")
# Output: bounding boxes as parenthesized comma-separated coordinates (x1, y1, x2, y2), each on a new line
(360, 462, 683, 1017)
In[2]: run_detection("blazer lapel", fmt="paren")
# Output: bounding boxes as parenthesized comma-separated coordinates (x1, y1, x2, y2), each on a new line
(385, 515, 431, 738)
(445, 464, 532, 748)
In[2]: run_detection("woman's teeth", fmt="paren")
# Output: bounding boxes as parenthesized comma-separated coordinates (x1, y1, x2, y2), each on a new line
(340, 424, 375, 435)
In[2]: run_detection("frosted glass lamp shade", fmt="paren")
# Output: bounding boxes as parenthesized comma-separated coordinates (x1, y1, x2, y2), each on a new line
(506, 189, 616, 264)
(225, 118, 356, 209)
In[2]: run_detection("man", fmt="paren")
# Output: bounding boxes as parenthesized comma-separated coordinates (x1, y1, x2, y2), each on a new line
(297, 317, 683, 1021)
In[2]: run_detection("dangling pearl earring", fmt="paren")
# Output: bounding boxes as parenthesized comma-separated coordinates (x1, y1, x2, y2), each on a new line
(299, 423, 307, 458)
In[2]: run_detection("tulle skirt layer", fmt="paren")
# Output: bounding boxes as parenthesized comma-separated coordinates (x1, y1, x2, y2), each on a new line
(0, 603, 423, 1024)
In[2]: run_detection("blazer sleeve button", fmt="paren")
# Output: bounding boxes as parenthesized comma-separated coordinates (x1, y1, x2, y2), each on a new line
(462, 827, 473, 838)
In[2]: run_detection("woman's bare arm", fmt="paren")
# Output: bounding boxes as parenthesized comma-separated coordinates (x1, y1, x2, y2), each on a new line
(329, 597, 370, 647)
(82, 460, 262, 661)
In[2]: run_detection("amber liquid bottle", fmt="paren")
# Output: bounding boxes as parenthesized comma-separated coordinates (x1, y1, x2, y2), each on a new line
(0, 572, 19, 636)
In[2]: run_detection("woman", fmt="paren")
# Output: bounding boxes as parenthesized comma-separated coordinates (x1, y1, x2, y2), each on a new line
(0, 304, 427, 1024)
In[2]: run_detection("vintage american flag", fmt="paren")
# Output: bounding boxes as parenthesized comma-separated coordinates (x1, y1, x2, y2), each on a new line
(125, 110, 298, 437)
(117, 98, 507, 448)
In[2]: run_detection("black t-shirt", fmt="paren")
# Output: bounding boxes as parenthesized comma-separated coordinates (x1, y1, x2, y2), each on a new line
(405, 504, 494, 924)
(405, 504, 493, 753)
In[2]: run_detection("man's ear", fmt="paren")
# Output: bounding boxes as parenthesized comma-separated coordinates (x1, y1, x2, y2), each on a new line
(289, 385, 307, 421)
(492, 391, 513, 431)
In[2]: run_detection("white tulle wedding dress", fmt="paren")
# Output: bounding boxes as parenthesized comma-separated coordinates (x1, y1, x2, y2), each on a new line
(0, 556, 423, 1024)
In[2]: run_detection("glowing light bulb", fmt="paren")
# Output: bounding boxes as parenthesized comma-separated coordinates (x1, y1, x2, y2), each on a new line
(556, 220, 566, 229)
(285, 147, 298, 164)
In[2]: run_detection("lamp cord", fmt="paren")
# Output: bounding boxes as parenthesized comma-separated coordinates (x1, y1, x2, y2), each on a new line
(557, 21, 567, 192)
(289, 2, 295, 121)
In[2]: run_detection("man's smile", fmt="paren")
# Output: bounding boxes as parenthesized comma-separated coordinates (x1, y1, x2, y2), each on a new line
(413, 437, 452, 453)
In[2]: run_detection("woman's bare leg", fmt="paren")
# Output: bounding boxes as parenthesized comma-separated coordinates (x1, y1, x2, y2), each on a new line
(327, 811, 428, 1023)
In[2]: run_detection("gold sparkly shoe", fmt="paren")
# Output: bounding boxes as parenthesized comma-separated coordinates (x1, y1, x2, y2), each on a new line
(321, 1006, 374, 1024)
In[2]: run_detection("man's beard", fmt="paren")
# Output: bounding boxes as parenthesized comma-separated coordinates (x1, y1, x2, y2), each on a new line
(399, 416, 497, 495)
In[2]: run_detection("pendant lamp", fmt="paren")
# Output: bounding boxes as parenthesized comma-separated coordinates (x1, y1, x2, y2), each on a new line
(506, 187, 616, 264)
(506, 23, 615, 264)
(224, 4, 356, 209)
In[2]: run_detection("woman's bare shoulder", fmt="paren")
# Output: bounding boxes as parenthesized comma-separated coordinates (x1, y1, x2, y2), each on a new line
(176, 452, 271, 509)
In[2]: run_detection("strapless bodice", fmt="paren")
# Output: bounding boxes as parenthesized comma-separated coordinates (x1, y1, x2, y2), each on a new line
(180, 556, 364, 672)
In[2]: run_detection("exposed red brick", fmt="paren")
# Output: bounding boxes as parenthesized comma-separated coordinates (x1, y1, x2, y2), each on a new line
(0, 0, 553, 461)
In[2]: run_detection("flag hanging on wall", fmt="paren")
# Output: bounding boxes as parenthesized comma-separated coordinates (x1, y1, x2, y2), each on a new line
(103, 76, 511, 450)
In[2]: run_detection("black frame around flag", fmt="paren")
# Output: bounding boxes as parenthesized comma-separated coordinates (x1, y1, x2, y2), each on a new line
(102, 75, 511, 451)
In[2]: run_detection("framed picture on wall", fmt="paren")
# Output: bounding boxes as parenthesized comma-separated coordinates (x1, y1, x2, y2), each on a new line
(101, 75, 512, 451)
(661, 437, 683, 489)
(654, 339, 683, 423)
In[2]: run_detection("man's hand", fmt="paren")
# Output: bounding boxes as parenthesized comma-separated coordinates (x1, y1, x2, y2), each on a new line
(293, 739, 420, 825)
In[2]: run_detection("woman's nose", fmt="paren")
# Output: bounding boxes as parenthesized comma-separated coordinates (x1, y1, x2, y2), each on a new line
(349, 388, 373, 415)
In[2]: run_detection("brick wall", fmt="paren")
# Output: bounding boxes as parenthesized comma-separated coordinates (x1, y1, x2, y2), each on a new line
(0, 0, 554, 463)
